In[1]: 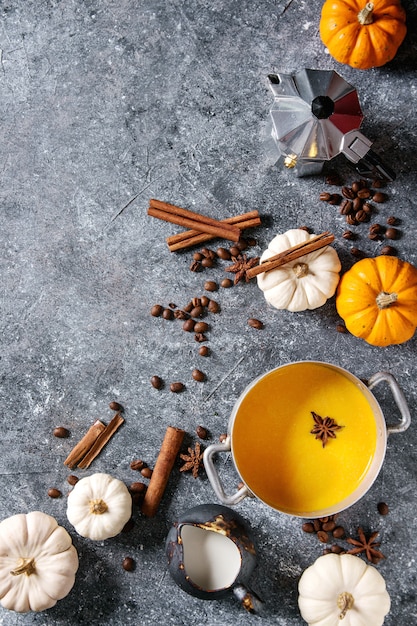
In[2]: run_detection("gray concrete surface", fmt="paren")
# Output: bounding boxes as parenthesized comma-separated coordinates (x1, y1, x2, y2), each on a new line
(0, 1, 416, 624)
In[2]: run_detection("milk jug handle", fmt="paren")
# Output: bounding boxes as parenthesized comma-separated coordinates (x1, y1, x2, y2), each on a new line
(203, 438, 251, 506)
(367, 371, 411, 435)
(233, 583, 263, 614)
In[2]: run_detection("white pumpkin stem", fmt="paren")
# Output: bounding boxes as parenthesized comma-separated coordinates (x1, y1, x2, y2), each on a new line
(358, 2, 374, 25)
(10, 557, 36, 577)
(376, 291, 398, 309)
(337, 591, 354, 620)
(292, 262, 309, 278)
(89, 498, 109, 514)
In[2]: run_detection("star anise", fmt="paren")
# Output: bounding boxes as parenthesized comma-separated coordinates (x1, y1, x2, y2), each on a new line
(179, 442, 204, 478)
(225, 254, 260, 285)
(347, 527, 385, 564)
(310, 411, 343, 448)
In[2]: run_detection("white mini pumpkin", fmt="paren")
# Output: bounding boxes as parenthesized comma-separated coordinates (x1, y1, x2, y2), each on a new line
(298, 553, 390, 626)
(0, 511, 78, 613)
(67, 473, 132, 540)
(257, 229, 341, 311)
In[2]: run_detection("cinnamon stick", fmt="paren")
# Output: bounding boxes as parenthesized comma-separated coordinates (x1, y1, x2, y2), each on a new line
(64, 420, 106, 469)
(77, 413, 125, 469)
(141, 426, 185, 517)
(148, 199, 241, 242)
(246, 232, 335, 279)
(167, 210, 262, 251)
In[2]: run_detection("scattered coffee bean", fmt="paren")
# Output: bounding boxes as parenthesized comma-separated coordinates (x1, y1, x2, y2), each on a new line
(174, 309, 189, 320)
(140, 467, 153, 479)
(302, 522, 315, 534)
(346, 214, 358, 226)
(325, 172, 342, 186)
(151, 304, 164, 317)
(202, 247, 216, 260)
(352, 197, 363, 212)
(122, 557, 135, 572)
(319, 192, 331, 201)
(248, 318, 264, 329)
(192, 369, 205, 382)
(313, 519, 321, 532)
(201, 257, 214, 268)
(246, 237, 257, 247)
(369, 232, 383, 241)
(198, 345, 209, 356)
(237, 239, 248, 251)
(208, 300, 220, 313)
(341, 186, 355, 199)
(357, 188, 371, 199)
(322, 520, 336, 532)
(53, 426, 70, 438)
(190, 306, 204, 318)
(317, 530, 329, 543)
(204, 280, 218, 292)
(328, 193, 342, 205)
(190, 260, 202, 272)
(48, 488, 62, 499)
(200, 295, 210, 307)
(372, 191, 388, 203)
(196, 425, 208, 439)
(342, 230, 355, 240)
(183, 301, 194, 313)
(362, 202, 374, 214)
(339, 199, 353, 215)
(194, 333, 207, 342)
(168, 302, 177, 309)
(151, 375, 163, 389)
(386, 216, 398, 226)
(332, 526, 345, 539)
(380, 245, 397, 255)
(229, 246, 240, 257)
(217, 247, 231, 260)
(355, 209, 369, 223)
(183, 319, 196, 332)
(130, 459, 145, 471)
(372, 178, 385, 188)
(369, 223, 384, 234)
(162, 308, 174, 320)
(109, 401, 123, 412)
(221, 278, 233, 288)
(336, 323, 347, 334)
(350, 247, 363, 258)
(193, 252, 204, 261)
(170, 382, 185, 393)
(130, 481, 147, 493)
(377, 501, 389, 515)
(194, 321, 209, 333)
(67, 475, 79, 486)
(385, 227, 400, 240)
(330, 545, 345, 554)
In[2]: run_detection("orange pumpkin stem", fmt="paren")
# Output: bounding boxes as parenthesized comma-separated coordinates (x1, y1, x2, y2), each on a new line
(358, 2, 374, 25)
(376, 291, 398, 309)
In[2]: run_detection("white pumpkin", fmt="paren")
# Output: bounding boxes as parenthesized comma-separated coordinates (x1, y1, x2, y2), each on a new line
(257, 229, 341, 311)
(0, 511, 78, 613)
(67, 473, 132, 540)
(298, 553, 390, 626)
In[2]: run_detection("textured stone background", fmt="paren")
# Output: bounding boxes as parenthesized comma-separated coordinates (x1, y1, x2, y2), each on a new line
(0, 1, 416, 624)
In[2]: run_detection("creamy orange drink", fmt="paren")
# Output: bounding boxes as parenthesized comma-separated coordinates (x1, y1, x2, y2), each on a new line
(232, 362, 378, 516)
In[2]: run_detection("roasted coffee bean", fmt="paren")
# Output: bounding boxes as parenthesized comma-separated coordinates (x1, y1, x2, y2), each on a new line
(386, 216, 398, 226)
(194, 333, 207, 342)
(183, 301, 194, 312)
(369, 223, 384, 234)
(204, 280, 218, 292)
(331, 545, 345, 554)
(221, 278, 234, 288)
(48, 488, 62, 499)
(248, 318, 264, 329)
(192, 369, 205, 382)
(174, 309, 189, 320)
(201, 247, 216, 260)
(328, 193, 342, 205)
(317, 530, 329, 543)
(313, 519, 321, 532)
(208, 300, 220, 313)
(237, 238, 248, 251)
(362, 202, 374, 214)
(130, 459, 145, 471)
(190, 306, 204, 318)
(122, 557, 135, 572)
(200, 296, 210, 307)
(162, 308, 174, 320)
(336, 323, 347, 334)
(302, 522, 315, 534)
(201, 257, 214, 268)
(357, 188, 371, 199)
(369, 232, 383, 241)
(355, 209, 369, 223)
(377, 501, 389, 515)
(151, 375, 163, 389)
(67, 475, 79, 486)
(341, 186, 356, 199)
(196, 425, 208, 439)
(380, 245, 396, 255)
(351, 181, 362, 193)
(183, 319, 196, 332)
(53, 426, 70, 438)
(229, 246, 240, 257)
(129, 481, 147, 493)
(346, 214, 358, 225)
(372, 191, 388, 203)
(217, 247, 231, 260)
(322, 521, 336, 532)
(151, 304, 164, 317)
(332, 526, 345, 539)
(339, 199, 353, 215)
(350, 247, 363, 258)
(342, 230, 355, 240)
(319, 192, 331, 201)
(352, 197, 363, 212)
(325, 172, 342, 186)
(194, 321, 209, 333)
(372, 178, 385, 188)
(298, 225, 310, 233)
(246, 237, 257, 247)
(141, 467, 153, 479)
(385, 227, 400, 240)
(109, 401, 123, 412)
(199, 345, 209, 356)
(190, 260, 202, 272)
(170, 382, 185, 393)
(193, 252, 204, 261)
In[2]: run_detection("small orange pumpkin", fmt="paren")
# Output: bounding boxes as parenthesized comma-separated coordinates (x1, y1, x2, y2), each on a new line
(336, 256, 417, 346)
(320, 0, 407, 70)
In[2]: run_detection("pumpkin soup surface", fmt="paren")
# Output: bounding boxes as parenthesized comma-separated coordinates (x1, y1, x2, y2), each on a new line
(232, 362, 378, 515)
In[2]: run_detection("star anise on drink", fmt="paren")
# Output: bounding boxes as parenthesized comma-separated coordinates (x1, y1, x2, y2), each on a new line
(310, 411, 343, 448)
(347, 527, 385, 564)
(225, 254, 260, 285)
(179, 442, 204, 478)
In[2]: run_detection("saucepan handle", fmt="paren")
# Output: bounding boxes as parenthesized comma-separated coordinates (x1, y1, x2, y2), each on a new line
(203, 438, 252, 506)
(367, 371, 411, 435)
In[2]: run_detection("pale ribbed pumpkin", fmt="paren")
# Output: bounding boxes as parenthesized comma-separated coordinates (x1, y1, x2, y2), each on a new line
(336, 255, 417, 346)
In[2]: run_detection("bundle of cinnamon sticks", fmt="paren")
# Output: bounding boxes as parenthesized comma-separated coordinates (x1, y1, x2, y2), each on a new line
(147, 198, 261, 251)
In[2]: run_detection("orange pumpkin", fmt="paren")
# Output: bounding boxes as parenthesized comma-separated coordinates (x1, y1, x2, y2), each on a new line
(336, 256, 417, 346)
(320, 0, 407, 70)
